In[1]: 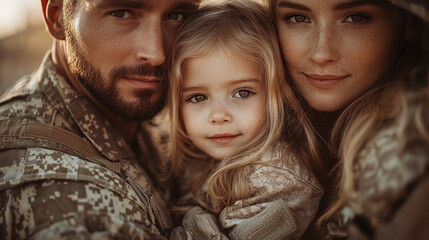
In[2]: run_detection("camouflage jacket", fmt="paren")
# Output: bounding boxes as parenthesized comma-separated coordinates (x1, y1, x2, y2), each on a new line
(171, 144, 323, 240)
(325, 94, 429, 240)
(0, 52, 172, 239)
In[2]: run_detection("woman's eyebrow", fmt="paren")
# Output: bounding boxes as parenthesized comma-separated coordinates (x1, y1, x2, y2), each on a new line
(334, 0, 383, 10)
(277, 1, 311, 11)
(278, 0, 382, 11)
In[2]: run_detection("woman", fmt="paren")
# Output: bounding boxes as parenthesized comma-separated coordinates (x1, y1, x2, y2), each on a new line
(270, 0, 429, 239)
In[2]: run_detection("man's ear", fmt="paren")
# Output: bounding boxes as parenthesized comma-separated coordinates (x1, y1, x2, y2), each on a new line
(41, 0, 66, 40)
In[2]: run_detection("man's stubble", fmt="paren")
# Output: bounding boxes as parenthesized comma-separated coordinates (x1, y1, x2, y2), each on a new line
(63, 22, 167, 122)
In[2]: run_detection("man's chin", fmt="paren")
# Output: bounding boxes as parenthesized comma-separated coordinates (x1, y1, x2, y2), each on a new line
(108, 96, 165, 122)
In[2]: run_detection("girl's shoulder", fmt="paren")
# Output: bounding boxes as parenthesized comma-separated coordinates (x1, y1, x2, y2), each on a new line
(250, 143, 323, 195)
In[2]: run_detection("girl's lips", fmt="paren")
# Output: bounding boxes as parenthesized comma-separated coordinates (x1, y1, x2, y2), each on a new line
(208, 134, 239, 145)
(304, 74, 349, 89)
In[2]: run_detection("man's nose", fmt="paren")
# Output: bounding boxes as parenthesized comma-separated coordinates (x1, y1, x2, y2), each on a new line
(135, 18, 166, 67)
(308, 26, 340, 66)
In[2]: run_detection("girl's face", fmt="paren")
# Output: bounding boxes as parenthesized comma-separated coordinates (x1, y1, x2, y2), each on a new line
(275, 0, 403, 112)
(181, 50, 266, 160)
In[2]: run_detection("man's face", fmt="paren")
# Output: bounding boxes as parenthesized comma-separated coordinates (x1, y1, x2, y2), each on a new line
(63, 0, 198, 121)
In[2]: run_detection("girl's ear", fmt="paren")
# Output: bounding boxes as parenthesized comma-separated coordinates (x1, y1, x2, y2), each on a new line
(41, 0, 66, 40)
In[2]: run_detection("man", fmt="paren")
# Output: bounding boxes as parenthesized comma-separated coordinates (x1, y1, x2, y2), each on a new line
(0, 0, 199, 239)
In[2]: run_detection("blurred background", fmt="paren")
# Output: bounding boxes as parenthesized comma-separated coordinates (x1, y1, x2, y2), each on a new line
(0, 0, 51, 94)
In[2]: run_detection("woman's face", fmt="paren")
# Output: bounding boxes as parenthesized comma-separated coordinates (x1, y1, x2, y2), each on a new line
(275, 0, 403, 112)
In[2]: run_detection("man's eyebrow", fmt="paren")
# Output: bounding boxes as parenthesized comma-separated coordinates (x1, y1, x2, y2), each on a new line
(334, 0, 383, 10)
(277, 1, 311, 11)
(95, 0, 199, 10)
(171, 1, 200, 11)
(96, 0, 146, 9)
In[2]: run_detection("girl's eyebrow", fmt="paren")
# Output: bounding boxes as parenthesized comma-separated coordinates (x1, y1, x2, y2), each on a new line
(182, 86, 204, 93)
(181, 78, 261, 93)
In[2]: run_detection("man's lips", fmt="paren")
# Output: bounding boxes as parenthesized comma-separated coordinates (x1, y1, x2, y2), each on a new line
(122, 76, 160, 89)
(208, 133, 240, 145)
(304, 73, 349, 89)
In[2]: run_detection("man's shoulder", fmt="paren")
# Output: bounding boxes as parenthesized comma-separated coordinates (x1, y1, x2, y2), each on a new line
(0, 147, 129, 196)
(0, 61, 69, 126)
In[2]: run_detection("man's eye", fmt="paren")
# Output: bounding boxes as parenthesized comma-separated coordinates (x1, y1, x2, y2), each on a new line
(188, 95, 207, 103)
(110, 10, 133, 19)
(167, 12, 185, 21)
(234, 89, 253, 99)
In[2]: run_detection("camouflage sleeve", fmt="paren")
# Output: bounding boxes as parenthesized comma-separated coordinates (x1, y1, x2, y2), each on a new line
(218, 164, 323, 240)
(0, 148, 167, 240)
(373, 173, 429, 240)
(0, 179, 166, 240)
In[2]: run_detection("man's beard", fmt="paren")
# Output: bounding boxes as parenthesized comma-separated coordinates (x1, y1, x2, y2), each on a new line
(64, 31, 166, 122)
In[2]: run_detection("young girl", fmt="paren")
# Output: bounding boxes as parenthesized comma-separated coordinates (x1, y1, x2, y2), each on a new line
(167, 0, 323, 239)
(270, 0, 429, 238)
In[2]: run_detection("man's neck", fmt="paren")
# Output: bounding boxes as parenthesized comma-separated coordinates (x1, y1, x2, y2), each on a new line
(51, 41, 138, 144)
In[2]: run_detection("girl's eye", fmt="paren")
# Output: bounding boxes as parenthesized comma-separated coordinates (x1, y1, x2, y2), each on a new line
(234, 89, 254, 99)
(110, 10, 133, 19)
(168, 12, 186, 21)
(284, 14, 311, 24)
(343, 14, 370, 24)
(187, 95, 207, 103)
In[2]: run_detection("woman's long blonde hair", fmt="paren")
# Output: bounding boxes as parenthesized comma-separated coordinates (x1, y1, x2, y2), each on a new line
(269, 0, 428, 234)
(168, 0, 320, 213)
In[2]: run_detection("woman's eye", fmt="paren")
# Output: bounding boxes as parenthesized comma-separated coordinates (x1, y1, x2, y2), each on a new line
(344, 14, 369, 24)
(284, 15, 311, 24)
(110, 10, 133, 19)
(168, 12, 185, 21)
(234, 89, 253, 99)
(188, 95, 207, 103)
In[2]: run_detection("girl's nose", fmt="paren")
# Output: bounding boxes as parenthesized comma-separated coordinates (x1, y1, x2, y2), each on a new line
(209, 104, 232, 125)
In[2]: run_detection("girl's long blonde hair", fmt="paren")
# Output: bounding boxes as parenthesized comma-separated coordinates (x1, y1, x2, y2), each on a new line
(268, 0, 428, 234)
(168, 0, 320, 213)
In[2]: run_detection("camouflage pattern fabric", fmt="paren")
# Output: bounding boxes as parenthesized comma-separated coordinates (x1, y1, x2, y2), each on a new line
(325, 94, 429, 240)
(172, 144, 323, 240)
(0, 51, 171, 239)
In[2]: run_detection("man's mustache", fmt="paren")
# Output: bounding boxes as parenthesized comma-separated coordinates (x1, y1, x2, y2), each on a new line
(110, 64, 164, 79)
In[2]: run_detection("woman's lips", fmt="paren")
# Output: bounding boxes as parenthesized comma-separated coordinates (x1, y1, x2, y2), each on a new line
(208, 134, 239, 145)
(304, 74, 349, 89)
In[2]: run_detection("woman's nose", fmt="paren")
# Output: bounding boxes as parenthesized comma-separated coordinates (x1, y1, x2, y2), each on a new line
(308, 26, 340, 66)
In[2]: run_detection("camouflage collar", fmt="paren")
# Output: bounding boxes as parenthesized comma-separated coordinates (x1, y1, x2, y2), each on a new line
(36, 51, 134, 161)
